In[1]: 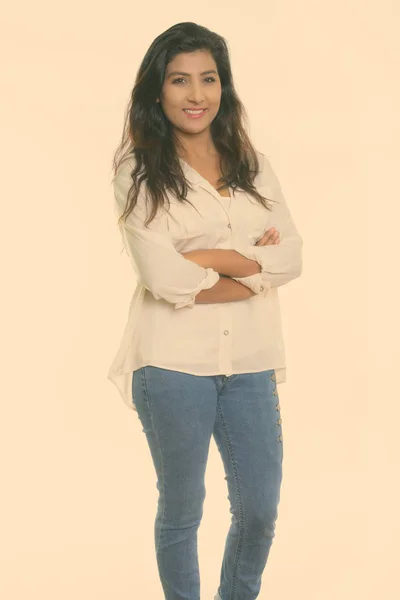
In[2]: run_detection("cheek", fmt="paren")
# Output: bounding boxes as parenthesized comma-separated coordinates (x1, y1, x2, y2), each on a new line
(160, 89, 184, 111)
(210, 91, 222, 109)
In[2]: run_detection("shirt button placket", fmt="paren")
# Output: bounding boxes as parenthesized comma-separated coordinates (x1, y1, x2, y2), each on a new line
(219, 307, 233, 374)
(219, 214, 233, 374)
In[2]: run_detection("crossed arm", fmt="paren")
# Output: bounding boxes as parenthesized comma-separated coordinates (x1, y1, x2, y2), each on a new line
(181, 231, 302, 304)
(180, 250, 262, 304)
(181, 249, 261, 277)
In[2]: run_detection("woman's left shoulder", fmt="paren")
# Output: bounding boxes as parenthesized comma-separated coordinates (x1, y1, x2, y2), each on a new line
(253, 149, 280, 192)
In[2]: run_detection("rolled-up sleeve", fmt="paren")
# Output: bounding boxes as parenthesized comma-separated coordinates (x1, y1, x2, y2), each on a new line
(231, 156, 303, 293)
(113, 158, 220, 309)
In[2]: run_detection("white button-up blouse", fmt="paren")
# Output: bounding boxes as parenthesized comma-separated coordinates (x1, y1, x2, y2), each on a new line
(107, 149, 303, 411)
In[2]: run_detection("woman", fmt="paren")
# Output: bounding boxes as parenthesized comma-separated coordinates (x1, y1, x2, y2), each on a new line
(108, 21, 303, 600)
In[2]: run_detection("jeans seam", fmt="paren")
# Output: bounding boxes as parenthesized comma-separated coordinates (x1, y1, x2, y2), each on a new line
(216, 395, 245, 600)
(141, 368, 167, 553)
(271, 370, 283, 461)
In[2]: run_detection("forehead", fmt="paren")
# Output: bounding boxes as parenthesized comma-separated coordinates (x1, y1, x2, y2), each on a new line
(165, 50, 217, 74)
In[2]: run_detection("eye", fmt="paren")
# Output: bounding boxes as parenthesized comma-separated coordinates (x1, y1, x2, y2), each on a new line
(171, 77, 217, 84)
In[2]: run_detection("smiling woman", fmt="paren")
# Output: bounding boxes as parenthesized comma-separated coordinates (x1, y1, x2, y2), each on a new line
(108, 20, 303, 600)
(156, 50, 223, 149)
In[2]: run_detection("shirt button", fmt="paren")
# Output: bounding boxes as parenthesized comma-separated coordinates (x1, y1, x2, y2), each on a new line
(260, 286, 264, 291)
(223, 330, 229, 335)
(227, 223, 231, 228)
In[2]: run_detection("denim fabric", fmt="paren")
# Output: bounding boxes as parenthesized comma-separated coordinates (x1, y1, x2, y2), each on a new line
(132, 366, 284, 600)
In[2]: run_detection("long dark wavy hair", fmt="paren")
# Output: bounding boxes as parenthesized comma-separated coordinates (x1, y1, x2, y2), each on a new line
(112, 21, 273, 229)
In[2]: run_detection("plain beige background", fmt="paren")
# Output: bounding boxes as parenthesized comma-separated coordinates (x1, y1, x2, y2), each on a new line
(1, 1, 399, 599)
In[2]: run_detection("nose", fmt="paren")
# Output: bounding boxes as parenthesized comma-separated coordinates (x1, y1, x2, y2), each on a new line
(186, 81, 205, 104)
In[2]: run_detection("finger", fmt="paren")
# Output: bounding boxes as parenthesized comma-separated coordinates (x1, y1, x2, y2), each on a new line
(266, 230, 278, 244)
(255, 228, 280, 246)
(256, 232, 273, 246)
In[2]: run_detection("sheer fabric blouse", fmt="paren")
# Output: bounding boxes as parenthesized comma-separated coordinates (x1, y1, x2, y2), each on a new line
(107, 149, 303, 411)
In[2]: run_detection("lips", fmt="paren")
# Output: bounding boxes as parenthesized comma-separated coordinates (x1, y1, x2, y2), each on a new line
(183, 108, 208, 120)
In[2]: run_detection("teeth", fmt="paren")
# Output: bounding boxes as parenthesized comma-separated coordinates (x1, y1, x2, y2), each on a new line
(185, 109, 204, 114)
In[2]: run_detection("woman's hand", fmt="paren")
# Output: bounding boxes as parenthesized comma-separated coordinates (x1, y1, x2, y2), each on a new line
(254, 227, 280, 246)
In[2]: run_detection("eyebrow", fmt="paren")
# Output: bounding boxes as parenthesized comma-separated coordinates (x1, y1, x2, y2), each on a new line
(166, 69, 218, 78)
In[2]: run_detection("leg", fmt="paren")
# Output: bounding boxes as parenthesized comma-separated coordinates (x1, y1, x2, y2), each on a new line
(132, 366, 219, 600)
(212, 370, 283, 600)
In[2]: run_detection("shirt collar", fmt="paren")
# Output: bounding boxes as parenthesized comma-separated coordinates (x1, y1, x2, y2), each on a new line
(178, 156, 248, 196)
(178, 157, 203, 187)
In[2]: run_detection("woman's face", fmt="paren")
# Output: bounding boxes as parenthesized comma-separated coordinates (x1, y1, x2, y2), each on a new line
(157, 49, 222, 137)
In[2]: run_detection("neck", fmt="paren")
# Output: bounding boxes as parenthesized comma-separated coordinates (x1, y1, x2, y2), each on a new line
(175, 130, 218, 161)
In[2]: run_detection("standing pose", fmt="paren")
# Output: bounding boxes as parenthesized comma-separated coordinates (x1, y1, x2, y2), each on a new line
(108, 21, 303, 600)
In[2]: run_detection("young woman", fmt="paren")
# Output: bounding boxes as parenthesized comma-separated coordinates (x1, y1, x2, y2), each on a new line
(108, 21, 303, 600)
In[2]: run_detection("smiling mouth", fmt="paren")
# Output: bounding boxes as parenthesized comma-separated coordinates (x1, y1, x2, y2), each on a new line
(183, 108, 208, 119)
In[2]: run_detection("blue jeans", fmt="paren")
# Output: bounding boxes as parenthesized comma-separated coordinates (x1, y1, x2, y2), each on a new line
(132, 366, 284, 600)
